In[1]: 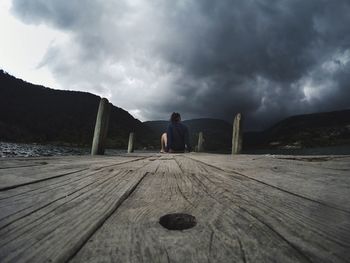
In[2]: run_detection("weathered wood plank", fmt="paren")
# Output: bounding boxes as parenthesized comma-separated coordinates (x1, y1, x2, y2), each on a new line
(70, 154, 350, 262)
(175, 155, 350, 262)
(0, 153, 349, 262)
(0, 156, 158, 262)
(188, 154, 350, 211)
(0, 156, 150, 227)
(0, 155, 144, 190)
(0, 154, 141, 170)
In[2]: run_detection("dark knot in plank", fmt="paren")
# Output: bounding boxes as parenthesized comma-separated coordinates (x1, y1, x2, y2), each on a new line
(159, 213, 197, 230)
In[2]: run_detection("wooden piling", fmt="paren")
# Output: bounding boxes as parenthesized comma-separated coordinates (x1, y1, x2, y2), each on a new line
(197, 132, 204, 152)
(232, 113, 243, 154)
(127, 132, 135, 153)
(91, 98, 111, 155)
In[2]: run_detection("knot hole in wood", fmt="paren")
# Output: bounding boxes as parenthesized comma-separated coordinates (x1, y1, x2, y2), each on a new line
(159, 213, 197, 230)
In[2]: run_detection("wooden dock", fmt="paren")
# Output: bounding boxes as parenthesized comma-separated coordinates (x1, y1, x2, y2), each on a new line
(0, 153, 349, 262)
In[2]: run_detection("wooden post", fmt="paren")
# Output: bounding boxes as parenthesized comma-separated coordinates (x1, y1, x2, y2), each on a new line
(91, 98, 111, 155)
(232, 113, 243, 155)
(127, 132, 135, 153)
(197, 132, 204, 152)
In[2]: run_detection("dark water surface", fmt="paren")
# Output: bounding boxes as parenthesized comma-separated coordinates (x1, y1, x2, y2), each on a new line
(1, 141, 350, 158)
(0, 142, 128, 158)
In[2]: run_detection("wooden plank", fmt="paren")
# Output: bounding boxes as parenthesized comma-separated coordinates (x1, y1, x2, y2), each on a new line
(188, 154, 350, 211)
(0, 155, 145, 190)
(0, 156, 149, 227)
(0, 155, 158, 262)
(175, 155, 350, 262)
(70, 154, 350, 262)
(0, 153, 349, 262)
(0, 155, 140, 169)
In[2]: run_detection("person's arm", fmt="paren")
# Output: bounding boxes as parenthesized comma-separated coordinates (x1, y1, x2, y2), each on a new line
(184, 126, 191, 152)
(166, 124, 173, 151)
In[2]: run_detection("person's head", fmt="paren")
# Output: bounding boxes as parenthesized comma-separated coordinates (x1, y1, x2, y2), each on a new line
(170, 112, 181, 123)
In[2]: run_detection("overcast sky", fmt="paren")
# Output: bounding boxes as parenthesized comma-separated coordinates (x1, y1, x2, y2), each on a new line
(1, 0, 349, 130)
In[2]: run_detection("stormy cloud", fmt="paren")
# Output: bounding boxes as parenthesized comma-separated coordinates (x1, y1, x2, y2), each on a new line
(11, 0, 350, 130)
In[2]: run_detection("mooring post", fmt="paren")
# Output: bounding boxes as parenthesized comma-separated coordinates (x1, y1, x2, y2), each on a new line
(232, 113, 243, 155)
(91, 98, 111, 155)
(197, 131, 204, 152)
(127, 132, 135, 153)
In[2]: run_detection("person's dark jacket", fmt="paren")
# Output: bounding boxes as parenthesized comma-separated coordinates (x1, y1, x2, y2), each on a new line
(166, 122, 191, 152)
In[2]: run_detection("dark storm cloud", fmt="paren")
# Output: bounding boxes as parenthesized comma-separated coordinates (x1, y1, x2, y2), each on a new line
(11, 0, 350, 129)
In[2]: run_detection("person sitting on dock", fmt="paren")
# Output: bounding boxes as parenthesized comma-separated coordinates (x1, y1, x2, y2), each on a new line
(160, 112, 192, 153)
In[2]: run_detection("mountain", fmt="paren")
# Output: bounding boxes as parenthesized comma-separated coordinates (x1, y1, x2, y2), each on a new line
(1, 69, 349, 151)
(146, 110, 350, 151)
(256, 109, 350, 148)
(0, 70, 154, 148)
(144, 119, 232, 152)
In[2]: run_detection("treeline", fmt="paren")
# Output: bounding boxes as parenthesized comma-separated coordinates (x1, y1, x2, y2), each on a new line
(0, 70, 155, 148)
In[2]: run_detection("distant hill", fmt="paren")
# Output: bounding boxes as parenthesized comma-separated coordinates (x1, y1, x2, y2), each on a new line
(146, 110, 350, 151)
(1, 69, 349, 151)
(256, 109, 350, 148)
(144, 119, 232, 152)
(0, 70, 154, 148)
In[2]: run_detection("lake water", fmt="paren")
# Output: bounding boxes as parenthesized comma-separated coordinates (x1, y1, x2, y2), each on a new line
(0, 142, 126, 158)
(1, 141, 350, 158)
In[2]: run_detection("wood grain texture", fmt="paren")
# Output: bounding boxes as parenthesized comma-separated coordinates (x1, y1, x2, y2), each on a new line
(0, 154, 349, 262)
(187, 154, 350, 211)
